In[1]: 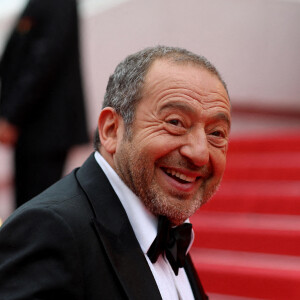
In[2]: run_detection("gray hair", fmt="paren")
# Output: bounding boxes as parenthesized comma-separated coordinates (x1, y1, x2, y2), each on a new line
(94, 45, 228, 150)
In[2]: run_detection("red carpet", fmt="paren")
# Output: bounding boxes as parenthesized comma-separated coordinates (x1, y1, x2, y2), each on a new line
(190, 132, 300, 299)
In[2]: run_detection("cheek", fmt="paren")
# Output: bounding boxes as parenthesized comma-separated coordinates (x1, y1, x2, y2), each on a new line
(137, 133, 183, 160)
(210, 147, 227, 175)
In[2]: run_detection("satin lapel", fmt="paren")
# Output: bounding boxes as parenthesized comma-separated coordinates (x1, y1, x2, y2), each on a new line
(76, 154, 162, 300)
(185, 254, 209, 300)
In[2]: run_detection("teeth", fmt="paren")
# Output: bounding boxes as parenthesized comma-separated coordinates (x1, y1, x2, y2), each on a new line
(165, 168, 196, 183)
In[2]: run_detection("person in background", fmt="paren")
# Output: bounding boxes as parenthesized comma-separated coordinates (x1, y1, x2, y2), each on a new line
(0, 45, 231, 299)
(0, 0, 89, 207)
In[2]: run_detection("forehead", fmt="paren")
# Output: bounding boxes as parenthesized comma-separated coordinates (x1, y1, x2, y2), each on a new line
(142, 59, 230, 112)
(143, 59, 228, 99)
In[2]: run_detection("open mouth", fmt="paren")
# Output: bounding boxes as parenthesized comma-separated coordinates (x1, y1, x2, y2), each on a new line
(161, 167, 199, 184)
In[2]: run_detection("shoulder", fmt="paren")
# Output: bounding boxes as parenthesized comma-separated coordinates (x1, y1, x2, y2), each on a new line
(0, 172, 87, 299)
(2, 169, 94, 238)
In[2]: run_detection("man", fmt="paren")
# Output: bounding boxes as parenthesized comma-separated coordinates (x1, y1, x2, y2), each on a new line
(0, 46, 231, 299)
(0, 0, 89, 207)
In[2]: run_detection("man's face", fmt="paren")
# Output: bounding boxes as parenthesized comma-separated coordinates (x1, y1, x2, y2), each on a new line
(113, 59, 231, 225)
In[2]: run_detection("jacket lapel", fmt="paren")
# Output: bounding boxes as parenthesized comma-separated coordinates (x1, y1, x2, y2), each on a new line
(76, 154, 162, 300)
(185, 254, 209, 300)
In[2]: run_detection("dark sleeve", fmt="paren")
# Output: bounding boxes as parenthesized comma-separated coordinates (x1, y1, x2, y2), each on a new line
(0, 0, 79, 126)
(0, 206, 84, 299)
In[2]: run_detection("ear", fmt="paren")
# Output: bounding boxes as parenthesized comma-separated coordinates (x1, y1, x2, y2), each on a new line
(98, 107, 122, 154)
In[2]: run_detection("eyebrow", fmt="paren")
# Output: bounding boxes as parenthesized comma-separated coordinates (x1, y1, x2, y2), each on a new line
(213, 112, 231, 129)
(160, 102, 231, 128)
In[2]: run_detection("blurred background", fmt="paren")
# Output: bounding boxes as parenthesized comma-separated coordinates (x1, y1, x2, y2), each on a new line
(0, 0, 300, 299)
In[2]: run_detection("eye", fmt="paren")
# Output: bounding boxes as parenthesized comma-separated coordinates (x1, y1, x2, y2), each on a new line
(208, 128, 229, 147)
(165, 117, 187, 135)
(211, 130, 224, 138)
(167, 119, 183, 127)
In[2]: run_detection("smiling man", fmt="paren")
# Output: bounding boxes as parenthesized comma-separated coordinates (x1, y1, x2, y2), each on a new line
(0, 46, 231, 300)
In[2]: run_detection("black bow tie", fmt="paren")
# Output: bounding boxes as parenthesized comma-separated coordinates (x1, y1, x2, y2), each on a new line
(147, 216, 193, 275)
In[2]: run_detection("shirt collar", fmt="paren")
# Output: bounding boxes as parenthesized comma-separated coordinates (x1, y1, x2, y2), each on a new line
(94, 151, 194, 254)
(94, 151, 157, 253)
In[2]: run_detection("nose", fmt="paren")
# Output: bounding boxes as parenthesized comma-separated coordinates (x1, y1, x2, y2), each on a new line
(179, 129, 209, 167)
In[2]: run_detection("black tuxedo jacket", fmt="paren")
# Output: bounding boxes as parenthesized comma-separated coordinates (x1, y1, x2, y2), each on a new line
(0, 154, 208, 299)
(0, 0, 88, 154)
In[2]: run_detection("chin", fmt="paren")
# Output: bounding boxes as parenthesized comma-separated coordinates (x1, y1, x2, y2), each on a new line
(151, 196, 203, 225)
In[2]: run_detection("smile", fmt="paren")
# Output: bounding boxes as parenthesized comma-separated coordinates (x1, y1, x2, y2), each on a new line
(163, 167, 198, 184)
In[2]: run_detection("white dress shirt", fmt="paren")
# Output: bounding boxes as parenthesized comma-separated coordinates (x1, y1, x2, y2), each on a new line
(94, 152, 195, 300)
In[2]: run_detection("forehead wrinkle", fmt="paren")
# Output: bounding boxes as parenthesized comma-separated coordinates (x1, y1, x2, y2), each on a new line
(142, 62, 231, 117)
(159, 101, 196, 115)
(143, 58, 229, 98)
(145, 77, 212, 99)
(208, 90, 230, 103)
(144, 78, 229, 108)
(144, 67, 207, 94)
(156, 89, 230, 114)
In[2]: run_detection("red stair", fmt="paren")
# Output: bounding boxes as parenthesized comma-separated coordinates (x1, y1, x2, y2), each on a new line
(190, 131, 300, 299)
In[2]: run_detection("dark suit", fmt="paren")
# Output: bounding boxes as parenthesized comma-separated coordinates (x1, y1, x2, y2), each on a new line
(0, 0, 89, 206)
(0, 154, 208, 299)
